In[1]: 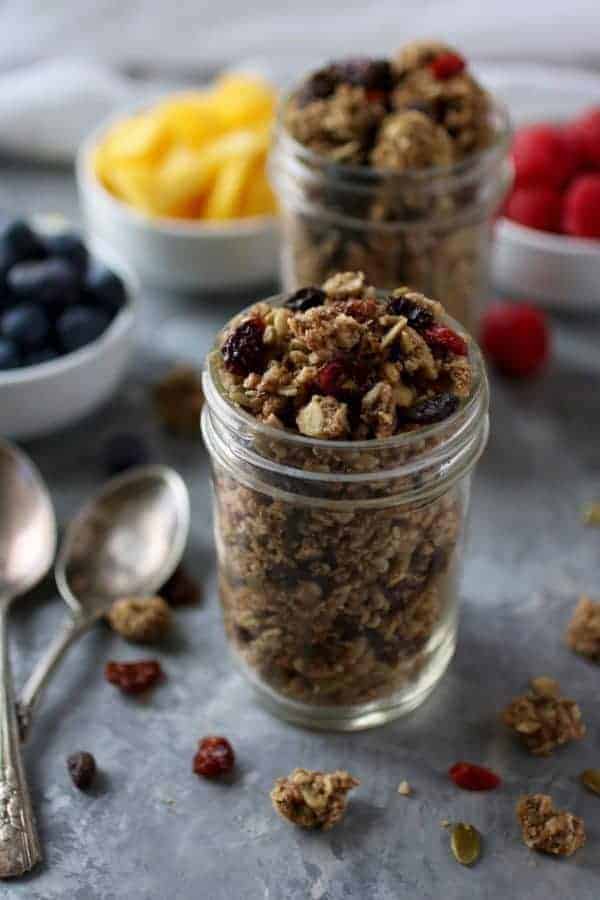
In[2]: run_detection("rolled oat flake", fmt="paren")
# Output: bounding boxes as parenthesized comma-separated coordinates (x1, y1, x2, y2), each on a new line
(450, 822, 481, 866)
(581, 769, 600, 796)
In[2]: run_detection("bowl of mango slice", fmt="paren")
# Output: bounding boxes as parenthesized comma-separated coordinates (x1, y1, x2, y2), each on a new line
(77, 74, 280, 292)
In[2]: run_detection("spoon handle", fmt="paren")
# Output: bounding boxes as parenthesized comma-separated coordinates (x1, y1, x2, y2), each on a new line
(18, 617, 89, 742)
(0, 603, 41, 877)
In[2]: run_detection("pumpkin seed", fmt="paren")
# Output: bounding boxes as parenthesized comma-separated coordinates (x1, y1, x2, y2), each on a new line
(451, 822, 481, 866)
(581, 769, 600, 796)
(582, 502, 600, 526)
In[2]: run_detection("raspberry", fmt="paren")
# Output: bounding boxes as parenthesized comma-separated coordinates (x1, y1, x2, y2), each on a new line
(316, 360, 348, 398)
(480, 303, 549, 377)
(511, 125, 577, 189)
(193, 736, 235, 778)
(221, 317, 266, 376)
(422, 325, 468, 357)
(565, 108, 600, 169)
(429, 52, 465, 80)
(449, 762, 501, 791)
(505, 186, 563, 233)
(563, 174, 600, 238)
(104, 659, 163, 694)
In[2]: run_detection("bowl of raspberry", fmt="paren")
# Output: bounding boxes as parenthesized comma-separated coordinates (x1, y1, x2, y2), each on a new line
(0, 216, 137, 439)
(494, 107, 600, 309)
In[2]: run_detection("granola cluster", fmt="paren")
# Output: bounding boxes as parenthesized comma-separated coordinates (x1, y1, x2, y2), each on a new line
(107, 595, 172, 644)
(270, 768, 359, 829)
(208, 274, 474, 708)
(516, 794, 586, 857)
(566, 594, 600, 660)
(502, 677, 586, 756)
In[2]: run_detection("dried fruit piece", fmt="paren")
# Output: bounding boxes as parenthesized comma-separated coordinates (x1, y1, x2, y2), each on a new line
(315, 359, 348, 398)
(449, 761, 501, 791)
(67, 751, 97, 790)
(399, 393, 459, 426)
(516, 794, 586, 857)
(430, 52, 466, 81)
(423, 325, 468, 357)
(388, 295, 433, 332)
(296, 69, 338, 107)
(283, 286, 326, 312)
(107, 595, 171, 643)
(153, 365, 204, 435)
(450, 822, 481, 866)
(270, 768, 359, 830)
(105, 659, 163, 694)
(161, 564, 201, 606)
(581, 769, 600, 796)
(221, 317, 266, 376)
(193, 736, 235, 777)
(332, 58, 394, 92)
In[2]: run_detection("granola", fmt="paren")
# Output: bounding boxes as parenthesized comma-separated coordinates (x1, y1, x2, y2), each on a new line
(270, 768, 359, 829)
(107, 595, 172, 643)
(516, 794, 586, 857)
(566, 594, 600, 660)
(502, 677, 586, 756)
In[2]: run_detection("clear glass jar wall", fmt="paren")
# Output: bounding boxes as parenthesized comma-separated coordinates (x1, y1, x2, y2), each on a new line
(202, 301, 489, 730)
(270, 100, 511, 333)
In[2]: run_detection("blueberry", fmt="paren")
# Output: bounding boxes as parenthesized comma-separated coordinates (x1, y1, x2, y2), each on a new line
(84, 263, 126, 315)
(0, 337, 20, 370)
(102, 433, 150, 476)
(23, 346, 60, 367)
(56, 305, 110, 353)
(0, 220, 45, 268)
(7, 258, 79, 313)
(1, 303, 50, 350)
(43, 232, 88, 278)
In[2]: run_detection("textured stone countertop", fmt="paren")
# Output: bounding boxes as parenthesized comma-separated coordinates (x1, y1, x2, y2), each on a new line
(1, 160, 599, 900)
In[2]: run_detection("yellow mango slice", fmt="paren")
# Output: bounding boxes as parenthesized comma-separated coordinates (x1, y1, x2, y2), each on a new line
(157, 93, 224, 147)
(100, 113, 170, 164)
(204, 155, 255, 220)
(152, 145, 218, 215)
(213, 74, 276, 129)
(240, 165, 278, 217)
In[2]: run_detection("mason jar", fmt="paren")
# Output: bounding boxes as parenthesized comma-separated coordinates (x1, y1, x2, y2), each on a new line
(201, 297, 489, 731)
(269, 99, 511, 333)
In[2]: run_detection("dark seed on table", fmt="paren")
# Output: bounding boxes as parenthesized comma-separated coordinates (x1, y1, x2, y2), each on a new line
(67, 751, 97, 790)
(0, 336, 20, 370)
(283, 287, 327, 312)
(7, 258, 79, 311)
(1, 302, 50, 350)
(102, 433, 150, 475)
(399, 393, 459, 425)
(56, 305, 111, 353)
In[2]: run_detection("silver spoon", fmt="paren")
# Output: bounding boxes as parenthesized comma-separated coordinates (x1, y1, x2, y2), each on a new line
(0, 438, 56, 877)
(18, 465, 189, 741)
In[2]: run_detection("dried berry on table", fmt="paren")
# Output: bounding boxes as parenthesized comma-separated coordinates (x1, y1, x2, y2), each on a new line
(450, 822, 481, 866)
(161, 564, 201, 606)
(270, 768, 359, 830)
(581, 768, 600, 796)
(221, 317, 267, 376)
(153, 365, 204, 436)
(193, 736, 235, 778)
(566, 594, 600, 661)
(67, 751, 97, 790)
(105, 659, 163, 694)
(102, 432, 150, 476)
(107, 595, 171, 643)
(502, 677, 585, 756)
(449, 761, 501, 791)
(516, 794, 585, 857)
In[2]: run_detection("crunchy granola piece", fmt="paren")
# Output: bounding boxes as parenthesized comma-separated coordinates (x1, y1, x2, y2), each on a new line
(153, 365, 204, 436)
(322, 270, 367, 300)
(502, 678, 586, 756)
(107, 595, 172, 643)
(297, 395, 349, 439)
(393, 40, 456, 76)
(516, 794, 586, 857)
(360, 382, 396, 438)
(270, 768, 359, 829)
(370, 111, 454, 171)
(566, 594, 600, 661)
(397, 780, 412, 795)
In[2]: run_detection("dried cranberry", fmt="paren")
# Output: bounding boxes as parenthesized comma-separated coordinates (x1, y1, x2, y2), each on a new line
(399, 393, 459, 425)
(333, 58, 394, 92)
(284, 287, 326, 312)
(296, 68, 339, 106)
(423, 324, 468, 357)
(105, 659, 163, 694)
(221, 317, 266, 376)
(388, 296, 434, 332)
(316, 360, 348, 398)
(430, 52, 466, 81)
(449, 761, 501, 791)
(67, 751, 97, 790)
(161, 564, 201, 606)
(193, 736, 235, 778)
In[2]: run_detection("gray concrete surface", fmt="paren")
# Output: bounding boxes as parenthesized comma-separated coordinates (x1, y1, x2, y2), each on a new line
(0, 160, 599, 899)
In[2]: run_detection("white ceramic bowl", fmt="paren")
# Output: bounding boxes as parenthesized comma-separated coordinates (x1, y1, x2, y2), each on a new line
(0, 222, 137, 440)
(76, 114, 279, 293)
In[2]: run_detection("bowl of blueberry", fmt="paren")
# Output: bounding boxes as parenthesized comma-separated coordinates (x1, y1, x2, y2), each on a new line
(0, 216, 137, 439)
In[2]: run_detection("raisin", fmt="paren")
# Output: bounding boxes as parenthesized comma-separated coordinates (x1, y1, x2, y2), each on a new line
(316, 359, 348, 398)
(388, 296, 434, 332)
(105, 659, 163, 694)
(67, 751, 97, 790)
(332, 58, 394, 92)
(399, 393, 459, 425)
(423, 324, 468, 357)
(221, 317, 266, 376)
(284, 287, 326, 312)
(161, 564, 201, 606)
(430, 52, 466, 81)
(449, 761, 501, 791)
(296, 68, 339, 106)
(193, 736, 235, 778)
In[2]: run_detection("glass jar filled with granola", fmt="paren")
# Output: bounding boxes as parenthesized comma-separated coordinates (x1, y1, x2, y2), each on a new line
(202, 272, 489, 729)
(270, 41, 511, 333)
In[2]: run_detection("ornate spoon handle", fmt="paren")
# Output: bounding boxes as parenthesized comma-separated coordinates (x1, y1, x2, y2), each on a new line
(0, 602, 41, 877)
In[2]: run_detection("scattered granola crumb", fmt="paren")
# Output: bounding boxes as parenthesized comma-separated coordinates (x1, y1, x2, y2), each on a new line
(153, 365, 204, 436)
(582, 501, 600, 526)
(516, 794, 586, 857)
(270, 768, 359, 830)
(107, 595, 172, 643)
(566, 594, 600, 661)
(502, 678, 586, 756)
(397, 780, 412, 795)
(440, 819, 451, 829)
